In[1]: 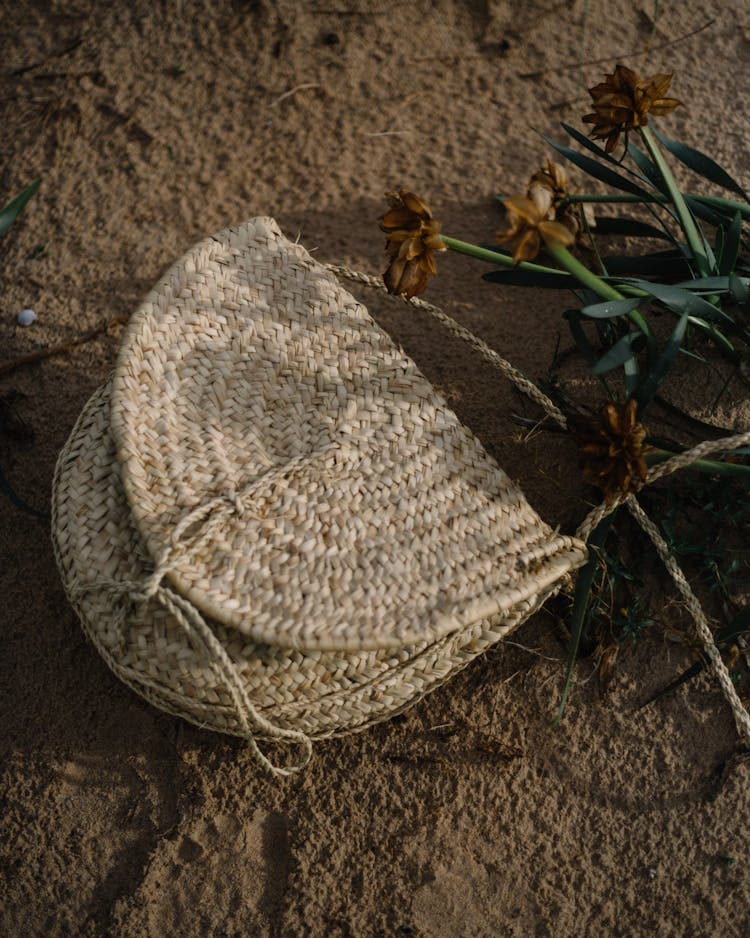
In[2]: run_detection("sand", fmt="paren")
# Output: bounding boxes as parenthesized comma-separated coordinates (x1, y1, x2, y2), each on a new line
(2, 1, 750, 935)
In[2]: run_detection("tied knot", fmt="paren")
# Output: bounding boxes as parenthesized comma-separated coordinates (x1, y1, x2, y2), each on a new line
(226, 489, 246, 518)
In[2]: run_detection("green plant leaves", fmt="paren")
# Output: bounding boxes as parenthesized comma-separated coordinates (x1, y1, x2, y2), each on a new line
(653, 130, 750, 203)
(581, 297, 642, 319)
(623, 280, 732, 323)
(604, 251, 694, 278)
(592, 215, 672, 241)
(563, 309, 597, 365)
(540, 133, 654, 199)
(719, 211, 743, 277)
(554, 513, 617, 725)
(592, 331, 645, 375)
(635, 313, 689, 406)
(626, 143, 667, 194)
(0, 179, 41, 239)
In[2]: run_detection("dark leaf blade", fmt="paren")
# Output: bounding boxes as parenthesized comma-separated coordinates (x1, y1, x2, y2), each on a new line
(580, 297, 642, 319)
(729, 273, 750, 307)
(539, 133, 655, 199)
(554, 514, 617, 724)
(592, 332, 645, 375)
(635, 313, 689, 406)
(653, 130, 750, 202)
(643, 601, 750, 708)
(605, 252, 694, 278)
(684, 195, 735, 229)
(626, 143, 668, 194)
(686, 317, 739, 362)
(0, 179, 41, 239)
(593, 215, 672, 241)
(673, 276, 733, 293)
(623, 352, 640, 396)
(627, 280, 733, 324)
(640, 660, 704, 708)
(560, 122, 627, 167)
(563, 309, 597, 365)
(719, 211, 743, 277)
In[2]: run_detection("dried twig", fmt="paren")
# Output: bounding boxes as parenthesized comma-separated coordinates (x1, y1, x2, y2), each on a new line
(268, 83, 322, 108)
(0, 315, 128, 379)
(522, 17, 716, 81)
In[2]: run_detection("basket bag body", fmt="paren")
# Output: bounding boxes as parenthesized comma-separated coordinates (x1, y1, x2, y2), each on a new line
(52, 218, 586, 769)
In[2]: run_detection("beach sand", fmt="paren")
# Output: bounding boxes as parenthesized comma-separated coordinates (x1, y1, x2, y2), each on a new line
(2, 2, 750, 935)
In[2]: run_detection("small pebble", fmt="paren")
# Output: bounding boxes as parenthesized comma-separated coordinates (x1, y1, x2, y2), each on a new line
(17, 308, 37, 326)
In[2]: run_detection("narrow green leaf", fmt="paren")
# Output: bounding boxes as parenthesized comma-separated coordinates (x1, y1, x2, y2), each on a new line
(729, 273, 750, 306)
(626, 143, 667, 194)
(640, 660, 703, 708)
(540, 133, 655, 199)
(674, 276, 733, 293)
(642, 600, 750, 708)
(627, 280, 733, 324)
(593, 332, 645, 375)
(560, 122, 629, 167)
(605, 252, 693, 278)
(592, 215, 672, 241)
(719, 211, 743, 277)
(0, 179, 41, 238)
(684, 194, 735, 229)
(623, 352, 640, 397)
(581, 297, 642, 319)
(653, 130, 750, 202)
(563, 309, 597, 365)
(686, 317, 739, 362)
(635, 313, 689, 406)
(554, 514, 616, 725)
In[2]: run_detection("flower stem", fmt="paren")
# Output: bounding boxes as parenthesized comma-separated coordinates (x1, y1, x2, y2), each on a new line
(566, 192, 750, 219)
(440, 236, 569, 277)
(443, 235, 653, 333)
(545, 241, 652, 336)
(646, 449, 750, 478)
(638, 124, 711, 276)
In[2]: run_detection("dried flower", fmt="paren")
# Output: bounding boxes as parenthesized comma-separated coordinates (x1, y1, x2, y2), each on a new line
(582, 64, 682, 154)
(526, 158, 595, 243)
(568, 398, 651, 502)
(380, 190, 446, 298)
(497, 194, 575, 264)
(528, 159, 569, 210)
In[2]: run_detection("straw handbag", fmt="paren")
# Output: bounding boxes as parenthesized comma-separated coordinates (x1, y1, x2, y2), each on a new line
(52, 217, 587, 774)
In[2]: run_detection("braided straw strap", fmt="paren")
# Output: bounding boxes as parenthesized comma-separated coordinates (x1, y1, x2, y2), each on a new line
(52, 383, 557, 774)
(110, 218, 586, 652)
(329, 263, 750, 746)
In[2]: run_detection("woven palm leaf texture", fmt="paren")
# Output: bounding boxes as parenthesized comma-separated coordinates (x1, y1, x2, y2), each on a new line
(52, 217, 587, 773)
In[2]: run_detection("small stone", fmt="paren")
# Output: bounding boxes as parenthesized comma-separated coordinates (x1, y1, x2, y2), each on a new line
(17, 308, 37, 326)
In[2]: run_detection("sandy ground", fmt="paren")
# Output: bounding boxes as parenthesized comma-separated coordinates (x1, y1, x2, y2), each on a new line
(2, 1, 750, 935)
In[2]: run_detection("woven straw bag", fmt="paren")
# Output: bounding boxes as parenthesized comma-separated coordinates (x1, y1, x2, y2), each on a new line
(52, 217, 587, 774)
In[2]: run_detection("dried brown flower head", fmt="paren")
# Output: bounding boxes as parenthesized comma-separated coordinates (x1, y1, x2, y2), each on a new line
(582, 64, 682, 154)
(497, 193, 575, 264)
(528, 158, 569, 210)
(380, 190, 446, 298)
(569, 398, 651, 503)
(526, 158, 595, 244)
